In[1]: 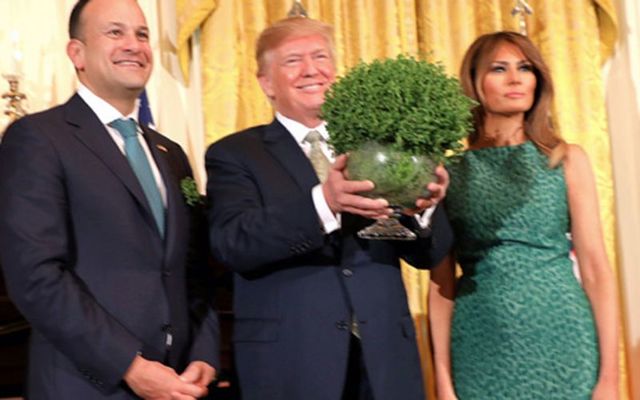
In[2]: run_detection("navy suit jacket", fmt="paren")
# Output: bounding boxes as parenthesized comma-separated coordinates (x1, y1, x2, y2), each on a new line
(0, 94, 219, 399)
(205, 119, 452, 400)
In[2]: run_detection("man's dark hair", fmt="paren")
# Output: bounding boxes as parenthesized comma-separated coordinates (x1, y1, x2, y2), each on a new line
(69, 0, 91, 39)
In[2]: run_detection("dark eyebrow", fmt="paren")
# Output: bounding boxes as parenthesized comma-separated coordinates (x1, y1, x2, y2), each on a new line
(491, 59, 530, 65)
(104, 22, 149, 32)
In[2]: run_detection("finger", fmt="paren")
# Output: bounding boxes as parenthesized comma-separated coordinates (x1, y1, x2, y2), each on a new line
(179, 363, 201, 384)
(196, 365, 216, 387)
(332, 154, 348, 170)
(429, 165, 449, 201)
(339, 180, 376, 195)
(338, 193, 389, 211)
(342, 206, 391, 219)
(426, 182, 445, 201)
(434, 165, 449, 185)
(173, 381, 208, 398)
(341, 205, 390, 217)
(414, 198, 434, 210)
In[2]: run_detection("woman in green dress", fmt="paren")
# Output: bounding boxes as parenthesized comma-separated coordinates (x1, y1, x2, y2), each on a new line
(428, 31, 619, 399)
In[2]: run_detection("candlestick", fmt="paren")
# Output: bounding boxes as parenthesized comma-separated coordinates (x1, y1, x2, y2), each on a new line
(2, 74, 27, 124)
(511, 0, 533, 35)
(287, 1, 308, 18)
(8, 30, 24, 78)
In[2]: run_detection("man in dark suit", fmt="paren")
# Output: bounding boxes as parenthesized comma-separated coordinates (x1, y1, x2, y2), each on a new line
(0, 0, 218, 398)
(205, 17, 453, 400)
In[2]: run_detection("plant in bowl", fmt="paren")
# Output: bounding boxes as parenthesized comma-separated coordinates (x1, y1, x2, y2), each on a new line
(322, 54, 474, 240)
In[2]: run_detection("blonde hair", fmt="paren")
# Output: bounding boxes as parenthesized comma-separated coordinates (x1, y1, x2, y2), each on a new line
(256, 17, 335, 76)
(459, 31, 566, 166)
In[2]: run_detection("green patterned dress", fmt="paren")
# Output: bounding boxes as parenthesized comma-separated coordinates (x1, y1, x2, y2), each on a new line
(444, 141, 598, 399)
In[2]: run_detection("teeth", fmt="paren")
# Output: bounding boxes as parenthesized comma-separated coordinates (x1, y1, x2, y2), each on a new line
(300, 83, 321, 89)
(115, 61, 142, 67)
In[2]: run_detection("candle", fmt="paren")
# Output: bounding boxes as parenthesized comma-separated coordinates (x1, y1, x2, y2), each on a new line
(9, 30, 23, 77)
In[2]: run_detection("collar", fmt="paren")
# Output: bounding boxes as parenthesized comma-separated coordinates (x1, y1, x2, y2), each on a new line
(77, 83, 141, 125)
(275, 112, 329, 144)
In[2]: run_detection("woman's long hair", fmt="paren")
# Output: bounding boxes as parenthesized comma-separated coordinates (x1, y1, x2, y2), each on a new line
(459, 31, 566, 166)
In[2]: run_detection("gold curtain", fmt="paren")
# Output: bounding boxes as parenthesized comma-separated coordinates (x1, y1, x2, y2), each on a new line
(176, 0, 218, 83)
(177, 0, 627, 398)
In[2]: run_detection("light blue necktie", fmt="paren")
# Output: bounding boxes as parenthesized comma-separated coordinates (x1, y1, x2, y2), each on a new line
(110, 118, 165, 237)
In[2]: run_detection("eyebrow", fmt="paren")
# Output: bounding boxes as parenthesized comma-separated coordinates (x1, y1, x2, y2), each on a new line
(283, 47, 328, 56)
(491, 59, 531, 65)
(103, 22, 149, 32)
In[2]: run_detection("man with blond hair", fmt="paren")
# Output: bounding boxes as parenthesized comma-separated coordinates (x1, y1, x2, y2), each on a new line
(206, 17, 452, 400)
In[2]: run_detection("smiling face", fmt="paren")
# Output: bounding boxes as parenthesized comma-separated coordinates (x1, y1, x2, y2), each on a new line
(479, 42, 536, 117)
(67, 0, 152, 112)
(258, 34, 336, 128)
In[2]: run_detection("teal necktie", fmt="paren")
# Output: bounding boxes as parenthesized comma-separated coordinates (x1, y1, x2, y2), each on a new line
(110, 118, 165, 236)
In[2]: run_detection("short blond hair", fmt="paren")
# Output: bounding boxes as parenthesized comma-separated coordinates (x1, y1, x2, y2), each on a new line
(256, 17, 335, 76)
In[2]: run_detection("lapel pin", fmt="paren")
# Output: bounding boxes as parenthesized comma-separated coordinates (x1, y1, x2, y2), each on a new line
(156, 144, 168, 153)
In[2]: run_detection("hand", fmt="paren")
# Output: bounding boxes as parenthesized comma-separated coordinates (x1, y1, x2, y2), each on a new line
(323, 154, 391, 218)
(591, 376, 618, 400)
(179, 361, 217, 389)
(124, 355, 208, 399)
(405, 164, 449, 215)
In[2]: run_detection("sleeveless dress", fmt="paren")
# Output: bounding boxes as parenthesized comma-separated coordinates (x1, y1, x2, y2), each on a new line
(444, 141, 598, 399)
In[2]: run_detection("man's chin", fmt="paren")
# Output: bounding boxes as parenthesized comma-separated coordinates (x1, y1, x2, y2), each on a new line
(122, 82, 149, 95)
(120, 75, 151, 90)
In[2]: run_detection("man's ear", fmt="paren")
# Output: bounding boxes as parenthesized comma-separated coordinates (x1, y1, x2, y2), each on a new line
(257, 73, 275, 100)
(66, 39, 85, 71)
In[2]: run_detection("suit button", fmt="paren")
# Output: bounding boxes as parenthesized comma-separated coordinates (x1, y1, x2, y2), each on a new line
(335, 321, 349, 331)
(342, 268, 353, 277)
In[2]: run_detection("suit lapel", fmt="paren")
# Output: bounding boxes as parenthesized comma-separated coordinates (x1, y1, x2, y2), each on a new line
(64, 94, 158, 235)
(142, 126, 184, 254)
(263, 119, 319, 193)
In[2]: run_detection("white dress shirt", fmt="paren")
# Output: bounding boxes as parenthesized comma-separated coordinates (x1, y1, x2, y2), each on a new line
(77, 84, 167, 206)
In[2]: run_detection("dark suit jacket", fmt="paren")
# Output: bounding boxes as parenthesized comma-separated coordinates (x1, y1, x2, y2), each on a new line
(205, 119, 452, 400)
(0, 94, 219, 399)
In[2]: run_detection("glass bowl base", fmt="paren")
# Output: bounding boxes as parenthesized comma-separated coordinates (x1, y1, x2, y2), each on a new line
(357, 217, 417, 241)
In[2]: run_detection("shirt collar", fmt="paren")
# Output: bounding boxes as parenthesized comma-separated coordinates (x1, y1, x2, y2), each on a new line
(77, 83, 140, 126)
(275, 112, 329, 144)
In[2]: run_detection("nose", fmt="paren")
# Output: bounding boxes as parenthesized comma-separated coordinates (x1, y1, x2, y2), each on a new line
(122, 32, 143, 53)
(507, 68, 521, 85)
(301, 56, 319, 77)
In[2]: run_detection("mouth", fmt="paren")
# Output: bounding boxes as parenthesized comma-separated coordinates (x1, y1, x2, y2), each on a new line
(505, 92, 526, 99)
(114, 60, 145, 68)
(297, 82, 326, 92)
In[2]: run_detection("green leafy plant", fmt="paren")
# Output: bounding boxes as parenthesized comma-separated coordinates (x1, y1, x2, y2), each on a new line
(322, 55, 474, 164)
(180, 177, 204, 207)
